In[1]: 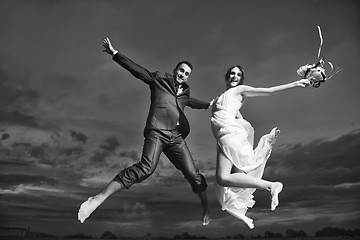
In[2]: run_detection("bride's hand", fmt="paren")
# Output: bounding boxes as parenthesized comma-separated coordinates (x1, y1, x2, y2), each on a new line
(297, 78, 311, 88)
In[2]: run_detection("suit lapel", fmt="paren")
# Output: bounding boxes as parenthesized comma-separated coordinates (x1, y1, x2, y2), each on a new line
(167, 74, 178, 94)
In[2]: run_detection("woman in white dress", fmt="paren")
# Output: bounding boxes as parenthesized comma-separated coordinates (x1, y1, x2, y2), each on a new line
(211, 65, 310, 228)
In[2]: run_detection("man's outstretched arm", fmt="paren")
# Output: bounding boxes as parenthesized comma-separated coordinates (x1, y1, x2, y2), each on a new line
(103, 37, 154, 84)
(187, 96, 211, 110)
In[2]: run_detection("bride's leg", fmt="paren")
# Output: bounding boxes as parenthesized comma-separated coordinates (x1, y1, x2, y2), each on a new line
(216, 149, 272, 189)
(216, 149, 283, 210)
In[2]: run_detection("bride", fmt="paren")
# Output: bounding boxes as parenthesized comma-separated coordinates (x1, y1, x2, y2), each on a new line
(210, 65, 310, 228)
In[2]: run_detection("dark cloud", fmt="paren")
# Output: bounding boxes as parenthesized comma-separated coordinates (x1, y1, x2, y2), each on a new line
(0, 159, 32, 167)
(0, 69, 40, 116)
(99, 136, 120, 152)
(70, 130, 87, 143)
(256, 130, 360, 218)
(90, 149, 109, 164)
(0, 69, 42, 128)
(1, 133, 10, 140)
(0, 111, 40, 128)
(0, 173, 57, 189)
(87, 136, 122, 164)
(119, 150, 140, 162)
(1, 128, 359, 237)
(59, 146, 84, 156)
(0, 130, 88, 171)
(28, 145, 45, 158)
(269, 130, 360, 178)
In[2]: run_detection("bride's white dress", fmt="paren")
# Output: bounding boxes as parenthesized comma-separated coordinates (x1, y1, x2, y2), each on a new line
(211, 88, 278, 229)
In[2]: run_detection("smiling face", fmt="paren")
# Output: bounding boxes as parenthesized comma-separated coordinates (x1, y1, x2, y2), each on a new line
(226, 66, 244, 88)
(174, 63, 192, 84)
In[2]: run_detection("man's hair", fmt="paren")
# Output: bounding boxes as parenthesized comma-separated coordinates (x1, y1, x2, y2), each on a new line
(225, 65, 245, 85)
(175, 60, 193, 70)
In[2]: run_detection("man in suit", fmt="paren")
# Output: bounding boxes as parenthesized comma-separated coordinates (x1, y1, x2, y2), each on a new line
(78, 37, 211, 225)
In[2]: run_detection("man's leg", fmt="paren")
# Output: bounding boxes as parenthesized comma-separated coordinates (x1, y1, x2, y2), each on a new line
(78, 180, 125, 223)
(78, 130, 164, 223)
(163, 132, 210, 225)
(197, 190, 210, 225)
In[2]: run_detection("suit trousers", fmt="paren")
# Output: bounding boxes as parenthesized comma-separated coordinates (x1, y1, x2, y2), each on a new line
(114, 128, 207, 193)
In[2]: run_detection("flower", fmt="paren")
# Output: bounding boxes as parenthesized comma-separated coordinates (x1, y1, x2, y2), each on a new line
(296, 64, 314, 77)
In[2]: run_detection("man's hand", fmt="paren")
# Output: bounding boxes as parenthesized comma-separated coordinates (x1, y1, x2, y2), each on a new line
(103, 37, 117, 55)
(208, 98, 215, 109)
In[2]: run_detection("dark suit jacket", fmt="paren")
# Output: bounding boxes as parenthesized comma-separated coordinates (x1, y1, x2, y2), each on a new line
(113, 52, 209, 139)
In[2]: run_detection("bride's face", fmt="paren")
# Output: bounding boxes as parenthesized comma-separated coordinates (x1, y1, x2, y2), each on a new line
(226, 67, 243, 88)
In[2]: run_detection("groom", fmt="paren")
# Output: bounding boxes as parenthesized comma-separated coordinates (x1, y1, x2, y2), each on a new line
(78, 37, 211, 225)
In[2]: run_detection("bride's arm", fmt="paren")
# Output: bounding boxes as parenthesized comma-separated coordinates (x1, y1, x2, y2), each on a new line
(238, 79, 310, 97)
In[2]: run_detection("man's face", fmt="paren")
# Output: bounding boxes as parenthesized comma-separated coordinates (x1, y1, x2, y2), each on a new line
(174, 63, 192, 84)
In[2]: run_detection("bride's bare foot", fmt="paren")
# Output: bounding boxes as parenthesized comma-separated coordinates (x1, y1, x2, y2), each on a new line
(270, 182, 283, 211)
(263, 127, 281, 147)
(202, 209, 210, 226)
(78, 196, 102, 223)
(270, 127, 281, 141)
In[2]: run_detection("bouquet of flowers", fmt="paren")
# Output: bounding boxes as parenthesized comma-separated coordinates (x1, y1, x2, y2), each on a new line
(296, 26, 340, 88)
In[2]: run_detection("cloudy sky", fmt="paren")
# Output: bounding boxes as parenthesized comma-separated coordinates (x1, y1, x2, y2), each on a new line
(0, 0, 359, 238)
